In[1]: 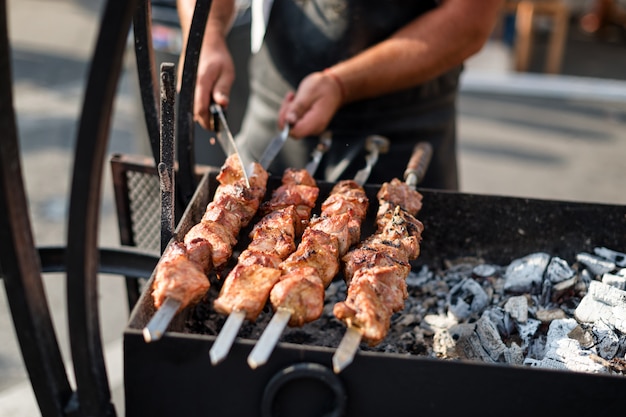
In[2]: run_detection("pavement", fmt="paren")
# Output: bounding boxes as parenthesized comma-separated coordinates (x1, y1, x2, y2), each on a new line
(1, 1, 626, 416)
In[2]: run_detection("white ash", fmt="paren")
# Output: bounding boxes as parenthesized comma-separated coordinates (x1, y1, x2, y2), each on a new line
(447, 278, 490, 320)
(545, 257, 576, 284)
(524, 319, 608, 374)
(503, 252, 551, 294)
(188, 246, 626, 376)
(594, 247, 626, 268)
(602, 272, 626, 290)
(504, 295, 528, 323)
(576, 252, 616, 276)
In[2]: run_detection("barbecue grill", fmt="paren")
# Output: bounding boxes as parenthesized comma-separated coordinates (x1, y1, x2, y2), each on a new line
(124, 170, 626, 417)
(2, 1, 626, 417)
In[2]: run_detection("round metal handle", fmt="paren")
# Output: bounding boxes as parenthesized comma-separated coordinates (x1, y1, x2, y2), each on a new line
(261, 362, 347, 417)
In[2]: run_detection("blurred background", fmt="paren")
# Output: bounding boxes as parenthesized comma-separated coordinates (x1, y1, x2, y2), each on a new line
(1, 0, 626, 415)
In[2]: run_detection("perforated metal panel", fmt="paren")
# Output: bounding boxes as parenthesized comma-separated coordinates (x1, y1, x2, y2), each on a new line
(126, 170, 160, 253)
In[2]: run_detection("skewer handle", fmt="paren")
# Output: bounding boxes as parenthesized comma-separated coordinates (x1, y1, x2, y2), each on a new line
(305, 131, 332, 175)
(404, 141, 433, 189)
(353, 135, 390, 186)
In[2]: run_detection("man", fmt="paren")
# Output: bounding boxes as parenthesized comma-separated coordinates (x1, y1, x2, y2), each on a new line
(178, 0, 503, 188)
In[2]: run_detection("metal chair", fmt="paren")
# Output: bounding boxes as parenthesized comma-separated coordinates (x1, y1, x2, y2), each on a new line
(506, 0, 570, 74)
(0, 0, 213, 415)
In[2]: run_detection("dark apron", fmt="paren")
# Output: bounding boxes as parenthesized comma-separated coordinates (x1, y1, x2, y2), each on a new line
(236, 0, 461, 189)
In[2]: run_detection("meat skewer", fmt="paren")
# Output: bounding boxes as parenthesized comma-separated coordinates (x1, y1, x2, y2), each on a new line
(332, 142, 432, 373)
(247, 135, 389, 369)
(143, 154, 269, 342)
(209, 167, 321, 364)
(209, 134, 331, 363)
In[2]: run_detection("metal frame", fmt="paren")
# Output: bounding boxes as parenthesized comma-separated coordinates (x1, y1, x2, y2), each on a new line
(1, 3, 73, 415)
(1, 0, 195, 415)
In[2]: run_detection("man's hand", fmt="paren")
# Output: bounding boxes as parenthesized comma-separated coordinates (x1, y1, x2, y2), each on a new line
(188, 32, 235, 131)
(177, 0, 236, 131)
(278, 70, 344, 138)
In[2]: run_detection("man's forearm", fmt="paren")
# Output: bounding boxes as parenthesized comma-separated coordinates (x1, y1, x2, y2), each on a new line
(177, 0, 236, 44)
(328, 0, 504, 103)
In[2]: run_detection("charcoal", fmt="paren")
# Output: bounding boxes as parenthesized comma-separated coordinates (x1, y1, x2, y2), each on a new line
(483, 307, 515, 337)
(476, 313, 507, 361)
(472, 264, 498, 279)
(503, 252, 550, 294)
(602, 272, 626, 290)
(577, 252, 616, 277)
(575, 281, 626, 333)
(545, 257, 575, 284)
(504, 295, 528, 323)
(516, 318, 541, 349)
(593, 320, 620, 360)
(447, 278, 490, 320)
(503, 342, 524, 365)
(535, 308, 567, 323)
(448, 323, 496, 363)
(524, 319, 607, 374)
(594, 247, 626, 268)
(551, 276, 578, 302)
(405, 265, 432, 287)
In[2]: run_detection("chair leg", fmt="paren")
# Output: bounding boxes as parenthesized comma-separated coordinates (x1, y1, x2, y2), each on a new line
(546, 4, 569, 74)
(515, 1, 536, 72)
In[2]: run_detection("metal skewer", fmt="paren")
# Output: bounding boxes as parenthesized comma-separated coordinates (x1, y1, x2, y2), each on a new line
(143, 296, 181, 342)
(210, 310, 246, 365)
(209, 134, 333, 365)
(247, 135, 389, 370)
(332, 141, 433, 373)
(247, 308, 292, 369)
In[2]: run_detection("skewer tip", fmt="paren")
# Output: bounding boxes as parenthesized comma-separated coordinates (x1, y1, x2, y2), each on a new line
(332, 326, 362, 374)
(142, 327, 160, 343)
(209, 311, 246, 365)
(142, 297, 181, 343)
(247, 355, 260, 370)
(247, 308, 291, 369)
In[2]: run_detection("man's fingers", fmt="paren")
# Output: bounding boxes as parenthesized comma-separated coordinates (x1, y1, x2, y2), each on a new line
(278, 91, 295, 127)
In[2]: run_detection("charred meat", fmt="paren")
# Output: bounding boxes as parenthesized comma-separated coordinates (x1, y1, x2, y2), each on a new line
(213, 169, 319, 321)
(150, 154, 269, 311)
(334, 179, 424, 345)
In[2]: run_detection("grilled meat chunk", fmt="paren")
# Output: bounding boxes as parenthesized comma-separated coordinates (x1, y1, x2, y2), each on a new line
(260, 169, 319, 234)
(213, 169, 319, 320)
(280, 228, 341, 287)
(321, 180, 368, 246)
(184, 220, 237, 269)
(152, 242, 211, 311)
(270, 266, 325, 327)
(376, 178, 423, 216)
(247, 206, 298, 259)
(216, 153, 269, 189)
(333, 265, 409, 345)
(214, 264, 282, 320)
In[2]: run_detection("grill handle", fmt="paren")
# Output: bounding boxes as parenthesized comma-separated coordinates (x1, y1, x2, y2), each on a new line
(261, 363, 346, 417)
(404, 141, 433, 189)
